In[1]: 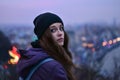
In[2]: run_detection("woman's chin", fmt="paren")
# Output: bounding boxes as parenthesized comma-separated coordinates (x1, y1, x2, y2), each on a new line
(58, 42, 64, 46)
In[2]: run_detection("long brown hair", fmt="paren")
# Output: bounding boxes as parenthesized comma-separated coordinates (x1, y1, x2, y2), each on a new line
(39, 28, 75, 80)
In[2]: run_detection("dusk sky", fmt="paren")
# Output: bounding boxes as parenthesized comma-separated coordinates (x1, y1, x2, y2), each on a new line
(0, 0, 120, 25)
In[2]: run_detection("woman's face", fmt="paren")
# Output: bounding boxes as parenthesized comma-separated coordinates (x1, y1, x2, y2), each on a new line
(49, 22, 64, 46)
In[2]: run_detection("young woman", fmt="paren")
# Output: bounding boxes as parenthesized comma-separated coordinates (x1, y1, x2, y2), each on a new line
(17, 12, 75, 80)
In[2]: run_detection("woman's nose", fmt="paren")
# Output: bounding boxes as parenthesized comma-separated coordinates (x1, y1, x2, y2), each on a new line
(57, 30, 63, 36)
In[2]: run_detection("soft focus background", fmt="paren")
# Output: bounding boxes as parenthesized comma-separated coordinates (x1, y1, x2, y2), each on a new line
(0, 0, 120, 80)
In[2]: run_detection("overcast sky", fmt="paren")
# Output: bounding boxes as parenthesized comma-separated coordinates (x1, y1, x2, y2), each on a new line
(0, 0, 120, 25)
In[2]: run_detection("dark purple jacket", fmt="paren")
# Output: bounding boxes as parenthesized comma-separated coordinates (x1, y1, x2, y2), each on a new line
(16, 48, 68, 80)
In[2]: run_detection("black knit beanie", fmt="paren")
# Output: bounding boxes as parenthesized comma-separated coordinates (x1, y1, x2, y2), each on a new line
(33, 12, 64, 39)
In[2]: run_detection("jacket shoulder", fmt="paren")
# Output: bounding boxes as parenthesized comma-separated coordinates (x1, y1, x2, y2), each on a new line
(31, 60, 68, 80)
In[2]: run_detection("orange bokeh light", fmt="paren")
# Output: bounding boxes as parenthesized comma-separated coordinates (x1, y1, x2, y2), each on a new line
(8, 46, 20, 64)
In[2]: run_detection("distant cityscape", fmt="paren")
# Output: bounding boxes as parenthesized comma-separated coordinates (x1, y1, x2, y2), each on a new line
(0, 23, 120, 79)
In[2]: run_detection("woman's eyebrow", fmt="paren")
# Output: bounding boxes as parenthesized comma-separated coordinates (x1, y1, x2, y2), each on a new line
(59, 24, 63, 27)
(50, 24, 63, 28)
(50, 25, 56, 28)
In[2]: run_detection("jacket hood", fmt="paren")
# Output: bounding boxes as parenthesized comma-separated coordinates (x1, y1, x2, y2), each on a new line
(16, 47, 50, 77)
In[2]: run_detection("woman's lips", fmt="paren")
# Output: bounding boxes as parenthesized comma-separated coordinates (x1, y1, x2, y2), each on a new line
(57, 38, 64, 42)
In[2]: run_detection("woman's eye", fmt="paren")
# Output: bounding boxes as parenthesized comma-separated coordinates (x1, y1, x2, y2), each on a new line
(59, 27, 64, 31)
(50, 29, 56, 33)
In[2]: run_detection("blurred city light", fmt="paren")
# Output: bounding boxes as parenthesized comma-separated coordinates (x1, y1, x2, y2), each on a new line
(8, 46, 20, 64)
